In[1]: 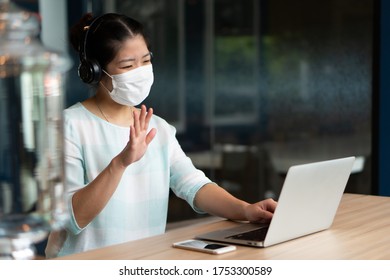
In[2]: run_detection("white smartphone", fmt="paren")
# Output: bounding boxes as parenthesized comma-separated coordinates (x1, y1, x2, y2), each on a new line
(172, 239, 236, 254)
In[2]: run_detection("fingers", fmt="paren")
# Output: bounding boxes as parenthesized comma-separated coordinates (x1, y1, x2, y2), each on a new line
(260, 199, 277, 221)
(133, 109, 140, 136)
(246, 199, 278, 223)
(146, 128, 157, 145)
(131, 105, 155, 142)
(264, 198, 277, 213)
(139, 104, 147, 128)
(260, 209, 274, 220)
(144, 107, 153, 130)
(133, 105, 153, 132)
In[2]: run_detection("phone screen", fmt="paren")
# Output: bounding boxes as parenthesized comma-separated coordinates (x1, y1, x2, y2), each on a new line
(204, 243, 227, 249)
(173, 239, 236, 254)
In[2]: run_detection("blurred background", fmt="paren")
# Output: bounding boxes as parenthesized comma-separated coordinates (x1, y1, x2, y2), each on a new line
(11, 0, 386, 229)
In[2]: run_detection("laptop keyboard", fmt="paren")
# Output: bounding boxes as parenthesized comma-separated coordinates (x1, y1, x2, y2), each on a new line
(227, 226, 269, 242)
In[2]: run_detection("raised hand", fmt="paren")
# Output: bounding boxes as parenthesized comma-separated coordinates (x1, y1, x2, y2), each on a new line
(118, 105, 157, 168)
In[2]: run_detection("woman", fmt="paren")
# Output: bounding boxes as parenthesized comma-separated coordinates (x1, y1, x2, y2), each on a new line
(45, 13, 277, 258)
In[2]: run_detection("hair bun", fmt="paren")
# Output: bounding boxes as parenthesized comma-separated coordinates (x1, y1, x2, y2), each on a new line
(69, 13, 94, 52)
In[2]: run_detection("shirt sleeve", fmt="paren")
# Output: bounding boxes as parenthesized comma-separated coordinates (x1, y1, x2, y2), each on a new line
(62, 112, 87, 235)
(167, 125, 212, 214)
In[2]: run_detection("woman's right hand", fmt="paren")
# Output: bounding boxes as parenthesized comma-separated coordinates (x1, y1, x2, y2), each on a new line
(117, 104, 157, 168)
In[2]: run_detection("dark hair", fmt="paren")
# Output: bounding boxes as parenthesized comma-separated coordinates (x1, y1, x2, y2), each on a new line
(69, 13, 150, 70)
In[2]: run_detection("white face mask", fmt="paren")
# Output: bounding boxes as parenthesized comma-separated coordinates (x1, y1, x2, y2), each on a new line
(102, 64, 154, 106)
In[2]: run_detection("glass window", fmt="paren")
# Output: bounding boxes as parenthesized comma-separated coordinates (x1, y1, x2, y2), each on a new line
(93, 0, 373, 221)
(205, 0, 260, 126)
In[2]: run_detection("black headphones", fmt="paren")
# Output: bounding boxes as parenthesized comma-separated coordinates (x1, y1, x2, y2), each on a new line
(78, 15, 105, 85)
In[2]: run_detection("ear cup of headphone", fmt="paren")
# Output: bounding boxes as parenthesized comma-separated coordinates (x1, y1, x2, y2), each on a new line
(78, 58, 102, 85)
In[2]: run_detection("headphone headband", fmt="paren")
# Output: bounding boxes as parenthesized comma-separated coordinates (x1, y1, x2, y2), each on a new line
(78, 14, 105, 85)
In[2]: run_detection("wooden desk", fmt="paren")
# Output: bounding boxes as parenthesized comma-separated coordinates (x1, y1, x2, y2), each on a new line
(57, 193, 390, 260)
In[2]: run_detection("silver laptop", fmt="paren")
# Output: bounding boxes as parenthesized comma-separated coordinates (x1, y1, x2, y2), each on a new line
(196, 156, 356, 247)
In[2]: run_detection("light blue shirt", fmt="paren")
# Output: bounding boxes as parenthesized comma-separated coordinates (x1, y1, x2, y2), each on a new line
(51, 103, 211, 257)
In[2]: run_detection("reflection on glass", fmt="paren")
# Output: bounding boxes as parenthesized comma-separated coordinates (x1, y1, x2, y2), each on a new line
(210, 0, 260, 125)
(208, 0, 373, 200)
